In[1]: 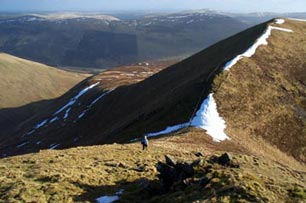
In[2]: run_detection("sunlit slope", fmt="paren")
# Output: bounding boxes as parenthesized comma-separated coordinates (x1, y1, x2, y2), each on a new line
(214, 19, 306, 162)
(0, 53, 87, 108)
(0, 133, 305, 203)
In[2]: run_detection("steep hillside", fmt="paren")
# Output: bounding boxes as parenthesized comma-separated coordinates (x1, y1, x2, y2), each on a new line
(0, 12, 247, 68)
(0, 61, 172, 156)
(0, 133, 305, 203)
(0, 53, 87, 138)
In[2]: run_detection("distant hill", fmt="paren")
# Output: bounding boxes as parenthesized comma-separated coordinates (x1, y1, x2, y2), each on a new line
(0, 11, 248, 69)
(231, 12, 306, 25)
(0, 53, 87, 138)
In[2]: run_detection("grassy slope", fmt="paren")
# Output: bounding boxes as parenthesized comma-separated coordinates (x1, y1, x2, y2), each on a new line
(0, 53, 88, 108)
(213, 19, 306, 163)
(0, 132, 305, 203)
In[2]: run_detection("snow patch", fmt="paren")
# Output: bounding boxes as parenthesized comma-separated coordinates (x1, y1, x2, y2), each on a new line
(190, 94, 228, 142)
(288, 18, 306, 22)
(146, 123, 189, 137)
(115, 189, 124, 195)
(96, 189, 124, 203)
(78, 112, 86, 119)
(75, 89, 114, 121)
(223, 25, 293, 71)
(64, 108, 71, 120)
(53, 82, 100, 116)
(186, 19, 194, 24)
(96, 196, 119, 203)
(35, 119, 48, 129)
(275, 19, 285, 24)
(17, 141, 30, 148)
(49, 117, 58, 123)
(25, 130, 35, 136)
(49, 144, 60, 149)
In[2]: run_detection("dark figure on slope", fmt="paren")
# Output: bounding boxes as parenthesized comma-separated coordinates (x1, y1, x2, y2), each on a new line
(141, 135, 149, 150)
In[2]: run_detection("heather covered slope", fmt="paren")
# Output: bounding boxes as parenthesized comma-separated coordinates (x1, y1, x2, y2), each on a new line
(213, 19, 306, 162)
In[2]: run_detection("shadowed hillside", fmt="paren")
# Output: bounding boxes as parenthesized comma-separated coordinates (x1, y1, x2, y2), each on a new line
(0, 53, 88, 138)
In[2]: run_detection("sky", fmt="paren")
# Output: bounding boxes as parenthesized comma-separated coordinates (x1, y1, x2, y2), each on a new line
(0, 0, 306, 13)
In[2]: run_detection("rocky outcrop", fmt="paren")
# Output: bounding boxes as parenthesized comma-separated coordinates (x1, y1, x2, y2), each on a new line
(156, 153, 239, 193)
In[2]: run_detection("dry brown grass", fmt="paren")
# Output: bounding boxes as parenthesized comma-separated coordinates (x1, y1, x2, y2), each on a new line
(0, 133, 305, 202)
(0, 53, 88, 108)
(214, 19, 306, 163)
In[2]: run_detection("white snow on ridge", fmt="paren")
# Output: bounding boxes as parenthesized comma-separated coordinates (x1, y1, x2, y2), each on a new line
(146, 123, 189, 137)
(275, 19, 285, 24)
(146, 94, 229, 141)
(190, 94, 228, 142)
(223, 25, 293, 71)
(288, 18, 306, 22)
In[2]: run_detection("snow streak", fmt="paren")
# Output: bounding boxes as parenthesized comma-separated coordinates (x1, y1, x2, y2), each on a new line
(288, 18, 306, 22)
(54, 82, 100, 116)
(223, 25, 293, 71)
(24, 82, 100, 136)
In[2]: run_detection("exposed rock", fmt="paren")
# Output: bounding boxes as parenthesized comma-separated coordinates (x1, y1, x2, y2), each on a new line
(218, 153, 232, 166)
(157, 161, 178, 192)
(176, 162, 194, 179)
(191, 159, 204, 167)
(200, 176, 210, 187)
(135, 166, 145, 172)
(208, 155, 219, 163)
(118, 162, 128, 168)
(165, 155, 177, 167)
(195, 152, 204, 157)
